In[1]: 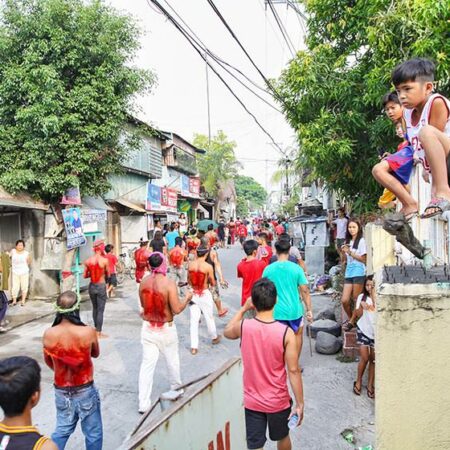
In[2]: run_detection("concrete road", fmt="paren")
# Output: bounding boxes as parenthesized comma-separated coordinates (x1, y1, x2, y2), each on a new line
(1, 243, 374, 449)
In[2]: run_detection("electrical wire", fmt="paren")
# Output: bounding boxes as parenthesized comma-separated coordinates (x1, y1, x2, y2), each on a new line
(147, 0, 287, 156)
(266, 0, 296, 58)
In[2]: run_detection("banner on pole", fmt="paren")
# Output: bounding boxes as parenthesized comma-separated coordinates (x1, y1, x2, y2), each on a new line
(62, 207, 87, 250)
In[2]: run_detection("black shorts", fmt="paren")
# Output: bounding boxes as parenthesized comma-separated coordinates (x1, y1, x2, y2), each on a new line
(106, 274, 117, 287)
(245, 406, 291, 449)
(344, 276, 365, 285)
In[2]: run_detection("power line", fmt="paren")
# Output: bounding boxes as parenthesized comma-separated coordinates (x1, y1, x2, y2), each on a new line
(148, 0, 286, 156)
(266, 0, 296, 58)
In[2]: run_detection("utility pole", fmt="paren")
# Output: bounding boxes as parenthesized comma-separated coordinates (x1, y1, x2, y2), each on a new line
(205, 56, 211, 145)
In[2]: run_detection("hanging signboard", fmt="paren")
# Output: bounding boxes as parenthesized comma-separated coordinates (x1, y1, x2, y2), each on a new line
(81, 209, 107, 233)
(181, 175, 190, 197)
(62, 207, 87, 250)
(61, 186, 82, 205)
(146, 183, 161, 211)
(189, 177, 200, 196)
(161, 187, 178, 213)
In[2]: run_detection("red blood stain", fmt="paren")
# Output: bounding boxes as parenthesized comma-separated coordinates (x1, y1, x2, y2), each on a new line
(86, 262, 105, 283)
(169, 248, 184, 267)
(189, 270, 207, 294)
(187, 240, 199, 252)
(141, 281, 166, 327)
(44, 342, 94, 387)
(135, 248, 151, 283)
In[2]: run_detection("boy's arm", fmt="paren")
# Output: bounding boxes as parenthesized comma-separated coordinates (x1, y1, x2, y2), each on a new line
(208, 265, 216, 287)
(168, 280, 192, 315)
(429, 98, 449, 132)
(91, 329, 100, 358)
(284, 329, 305, 425)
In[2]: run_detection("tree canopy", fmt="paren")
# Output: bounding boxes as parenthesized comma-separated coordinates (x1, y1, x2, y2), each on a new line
(277, 0, 450, 212)
(234, 175, 267, 217)
(0, 0, 154, 202)
(193, 130, 241, 198)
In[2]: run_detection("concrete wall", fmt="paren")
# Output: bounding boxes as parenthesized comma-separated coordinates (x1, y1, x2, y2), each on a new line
(365, 223, 396, 275)
(376, 282, 450, 450)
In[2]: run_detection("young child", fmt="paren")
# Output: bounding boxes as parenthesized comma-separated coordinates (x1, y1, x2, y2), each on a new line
(392, 58, 450, 218)
(345, 277, 376, 400)
(104, 244, 118, 298)
(372, 92, 415, 218)
(237, 240, 266, 311)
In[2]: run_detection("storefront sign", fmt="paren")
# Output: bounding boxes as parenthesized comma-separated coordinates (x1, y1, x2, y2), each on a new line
(161, 187, 178, 213)
(181, 175, 190, 197)
(62, 207, 87, 250)
(61, 186, 81, 205)
(81, 209, 107, 233)
(146, 183, 161, 210)
(189, 177, 200, 196)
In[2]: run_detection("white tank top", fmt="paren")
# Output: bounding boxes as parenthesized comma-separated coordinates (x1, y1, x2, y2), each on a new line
(404, 93, 450, 172)
(11, 249, 30, 275)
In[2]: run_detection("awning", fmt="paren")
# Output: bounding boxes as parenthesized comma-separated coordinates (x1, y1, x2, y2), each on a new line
(113, 198, 147, 213)
(197, 204, 210, 218)
(82, 196, 114, 211)
(0, 186, 48, 211)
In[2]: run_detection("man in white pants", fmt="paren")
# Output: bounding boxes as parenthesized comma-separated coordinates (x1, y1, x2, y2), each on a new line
(138, 252, 193, 414)
(188, 246, 221, 355)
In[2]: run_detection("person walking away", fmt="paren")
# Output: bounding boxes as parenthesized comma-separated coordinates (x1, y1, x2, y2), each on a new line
(104, 244, 118, 298)
(217, 221, 226, 248)
(341, 219, 367, 322)
(43, 291, 102, 450)
(345, 277, 376, 399)
(237, 240, 266, 317)
(201, 238, 229, 317)
(205, 224, 218, 248)
(0, 356, 57, 450)
(272, 234, 308, 275)
(188, 246, 221, 355)
(168, 237, 188, 297)
(263, 239, 313, 360)
(275, 221, 285, 237)
(138, 253, 192, 413)
(10, 239, 31, 307)
(150, 231, 167, 257)
(135, 240, 151, 283)
(224, 279, 304, 450)
(237, 222, 248, 246)
(228, 219, 236, 245)
(186, 228, 200, 260)
(256, 232, 273, 266)
(165, 224, 180, 251)
(391, 58, 450, 218)
(83, 240, 109, 338)
(331, 208, 349, 264)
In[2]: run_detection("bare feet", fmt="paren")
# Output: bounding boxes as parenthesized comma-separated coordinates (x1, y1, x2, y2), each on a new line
(191, 348, 198, 355)
(218, 308, 229, 317)
(212, 336, 221, 345)
(97, 332, 109, 339)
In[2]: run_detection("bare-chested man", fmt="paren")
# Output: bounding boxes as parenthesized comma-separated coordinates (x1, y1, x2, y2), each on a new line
(204, 224, 218, 248)
(83, 239, 109, 338)
(138, 252, 193, 413)
(188, 246, 221, 355)
(43, 291, 102, 450)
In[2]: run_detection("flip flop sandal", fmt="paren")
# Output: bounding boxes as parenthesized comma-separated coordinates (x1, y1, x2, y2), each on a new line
(353, 381, 361, 396)
(421, 197, 450, 219)
(367, 388, 375, 399)
(403, 211, 419, 222)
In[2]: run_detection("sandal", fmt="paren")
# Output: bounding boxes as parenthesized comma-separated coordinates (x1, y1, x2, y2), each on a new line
(353, 381, 361, 396)
(367, 388, 375, 399)
(403, 210, 419, 222)
(421, 197, 450, 219)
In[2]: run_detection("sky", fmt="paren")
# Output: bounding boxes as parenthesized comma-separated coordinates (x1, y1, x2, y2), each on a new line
(108, 0, 306, 195)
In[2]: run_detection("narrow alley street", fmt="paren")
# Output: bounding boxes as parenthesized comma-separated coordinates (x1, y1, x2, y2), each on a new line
(1, 243, 374, 449)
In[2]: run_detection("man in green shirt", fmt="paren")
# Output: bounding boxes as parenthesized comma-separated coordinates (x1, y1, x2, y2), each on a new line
(263, 238, 313, 360)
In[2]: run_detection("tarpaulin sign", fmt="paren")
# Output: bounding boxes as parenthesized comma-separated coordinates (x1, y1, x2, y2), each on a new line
(146, 183, 162, 210)
(62, 207, 87, 250)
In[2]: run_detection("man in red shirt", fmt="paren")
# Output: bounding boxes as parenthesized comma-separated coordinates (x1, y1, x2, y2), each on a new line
(104, 244, 118, 298)
(168, 237, 188, 296)
(237, 222, 248, 246)
(275, 220, 285, 236)
(237, 240, 266, 313)
(134, 240, 151, 283)
(83, 239, 109, 338)
(256, 232, 273, 266)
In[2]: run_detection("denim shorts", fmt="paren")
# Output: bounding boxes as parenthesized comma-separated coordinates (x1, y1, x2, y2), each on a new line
(357, 328, 375, 348)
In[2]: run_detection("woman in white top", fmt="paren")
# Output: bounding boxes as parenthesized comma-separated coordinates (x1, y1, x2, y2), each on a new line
(10, 240, 31, 306)
(346, 276, 376, 399)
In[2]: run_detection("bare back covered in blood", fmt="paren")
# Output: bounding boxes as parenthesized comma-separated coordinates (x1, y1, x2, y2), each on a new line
(84, 255, 108, 284)
(189, 271, 207, 294)
(139, 274, 172, 326)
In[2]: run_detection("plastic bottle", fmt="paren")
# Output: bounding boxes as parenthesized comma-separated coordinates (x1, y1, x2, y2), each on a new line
(288, 414, 299, 429)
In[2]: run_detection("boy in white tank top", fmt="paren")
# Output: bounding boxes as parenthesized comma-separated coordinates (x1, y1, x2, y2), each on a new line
(392, 58, 450, 218)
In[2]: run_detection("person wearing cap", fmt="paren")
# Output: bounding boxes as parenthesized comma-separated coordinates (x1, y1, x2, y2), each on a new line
(83, 239, 109, 338)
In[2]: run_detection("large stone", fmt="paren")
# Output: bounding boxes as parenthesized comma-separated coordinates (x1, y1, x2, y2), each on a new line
(309, 319, 341, 338)
(315, 307, 336, 322)
(315, 331, 342, 355)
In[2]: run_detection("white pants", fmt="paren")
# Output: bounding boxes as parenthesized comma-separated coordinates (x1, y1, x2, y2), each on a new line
(138, 322, 182, 412)
(190, 290, 218, 350)
(11, 273, 29, 299)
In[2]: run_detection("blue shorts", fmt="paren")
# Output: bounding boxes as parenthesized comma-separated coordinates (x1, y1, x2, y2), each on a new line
(278, 317, 304, 333)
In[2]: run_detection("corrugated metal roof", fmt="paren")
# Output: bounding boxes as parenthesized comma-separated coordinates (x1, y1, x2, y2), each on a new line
(113, 198, 147, 213)
(0, 186, 48, 210)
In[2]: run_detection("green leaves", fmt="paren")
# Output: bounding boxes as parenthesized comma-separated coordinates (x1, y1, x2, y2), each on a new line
(276, 0, 450, 213)
(234, 175, 267, 215)
(0, 0, 155, 201)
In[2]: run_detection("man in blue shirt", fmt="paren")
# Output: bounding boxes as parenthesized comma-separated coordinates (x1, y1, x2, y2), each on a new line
(165, 224, 180, 250)
(263, 238, 312, 360)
